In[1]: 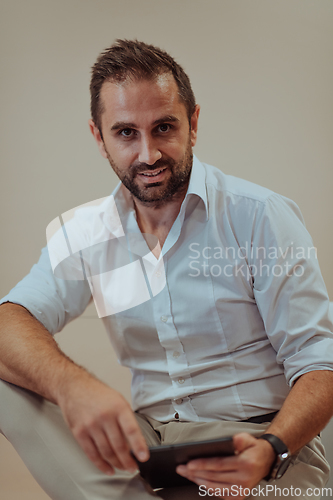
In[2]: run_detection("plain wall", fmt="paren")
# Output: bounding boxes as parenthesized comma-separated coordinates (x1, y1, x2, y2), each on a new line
(0, 1, 332, 498)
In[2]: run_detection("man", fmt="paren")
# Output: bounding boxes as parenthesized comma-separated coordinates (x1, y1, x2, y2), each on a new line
(0, 39, 332, 500)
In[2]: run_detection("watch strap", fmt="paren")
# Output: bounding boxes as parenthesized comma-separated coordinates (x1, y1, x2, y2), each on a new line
(259, 433, 289, 455)
(258, 433, 290, 480)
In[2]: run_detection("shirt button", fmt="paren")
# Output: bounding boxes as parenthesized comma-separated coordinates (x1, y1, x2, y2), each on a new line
(155, 271, 161, 277)
(160, 316, 168, 323)
(178, 377, 185, 384)
(174, 412, 180, 420)
(173, 351, 180, 358)
(175, 398, 183, 405)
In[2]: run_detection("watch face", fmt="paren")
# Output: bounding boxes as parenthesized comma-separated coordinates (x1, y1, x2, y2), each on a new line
(275, 453, 292, 479)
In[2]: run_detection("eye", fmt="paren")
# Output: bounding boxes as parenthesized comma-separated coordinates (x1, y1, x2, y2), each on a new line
(157, 123, 172, 133)
(120, 128, 135, 138)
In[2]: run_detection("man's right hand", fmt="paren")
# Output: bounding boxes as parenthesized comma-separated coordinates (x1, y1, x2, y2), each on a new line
(56, 375, 149, 476)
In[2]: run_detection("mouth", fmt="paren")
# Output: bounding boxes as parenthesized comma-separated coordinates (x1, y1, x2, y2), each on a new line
(138, 167, 167, 177)
(137, 167, 168, 183)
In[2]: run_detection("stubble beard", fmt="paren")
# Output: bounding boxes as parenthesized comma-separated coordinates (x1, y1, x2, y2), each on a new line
(106, 139, 193, 207)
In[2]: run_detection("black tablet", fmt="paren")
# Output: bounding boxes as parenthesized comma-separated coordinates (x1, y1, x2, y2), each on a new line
(135, 436, 234, 488)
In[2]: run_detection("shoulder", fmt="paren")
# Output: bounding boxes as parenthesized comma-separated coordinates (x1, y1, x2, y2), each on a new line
(200, 160, 306, 237)
(53, 192, 124, 246)
(202, 162, 274, 204)
(202, 161, 303, 217)
(46, 192, 125, 277)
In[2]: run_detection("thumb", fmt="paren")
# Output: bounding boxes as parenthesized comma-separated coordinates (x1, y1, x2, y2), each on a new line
(233, 432, 257, 455)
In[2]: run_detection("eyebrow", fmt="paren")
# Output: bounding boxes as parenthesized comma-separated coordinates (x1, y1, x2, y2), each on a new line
(110, 115, 180, 131)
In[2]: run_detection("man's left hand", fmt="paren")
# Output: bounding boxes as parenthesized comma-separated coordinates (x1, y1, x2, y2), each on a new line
(176, 433, 276, 499)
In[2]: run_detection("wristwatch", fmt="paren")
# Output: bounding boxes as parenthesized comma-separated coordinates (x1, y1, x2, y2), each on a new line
(258, 433, 292, 480)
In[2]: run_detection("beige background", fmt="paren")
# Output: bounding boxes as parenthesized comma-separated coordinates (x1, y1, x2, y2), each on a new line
(1, 0, 333, 498)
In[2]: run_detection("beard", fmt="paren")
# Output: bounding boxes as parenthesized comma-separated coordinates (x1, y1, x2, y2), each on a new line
(106, 139, 193, 206)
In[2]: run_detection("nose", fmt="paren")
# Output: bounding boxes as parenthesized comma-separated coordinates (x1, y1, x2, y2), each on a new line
(138, 135, 162, 165)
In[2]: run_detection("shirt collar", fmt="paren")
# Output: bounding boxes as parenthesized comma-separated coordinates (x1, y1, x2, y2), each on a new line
(103, 154, 208, 230)
(183, 154, 208, 221)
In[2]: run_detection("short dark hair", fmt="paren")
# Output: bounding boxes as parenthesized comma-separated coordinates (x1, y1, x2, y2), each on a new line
(90, 39, 196, 132)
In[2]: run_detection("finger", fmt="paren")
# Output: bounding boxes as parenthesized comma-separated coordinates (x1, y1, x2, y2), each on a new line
(177, 465, 237, 483)
(117, 409, 149, 462)
(180, 469, 228, 482)
(104, 420, 139, 472)
(233, 432, 257, 454)
(79, 434, 115, 476)
(91, 427, 125, 471)
(186, 456, 239, 471)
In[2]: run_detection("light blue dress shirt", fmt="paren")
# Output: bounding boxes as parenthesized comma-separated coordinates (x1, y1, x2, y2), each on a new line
(2, 156, 333, 422)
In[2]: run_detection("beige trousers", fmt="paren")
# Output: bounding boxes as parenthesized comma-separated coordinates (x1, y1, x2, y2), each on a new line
(0, 379, 330, 500)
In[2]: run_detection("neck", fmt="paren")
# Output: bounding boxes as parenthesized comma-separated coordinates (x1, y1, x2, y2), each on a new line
(132, 185, 188, 250)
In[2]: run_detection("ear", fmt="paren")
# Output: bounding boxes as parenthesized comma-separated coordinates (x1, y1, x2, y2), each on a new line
(190, 105, 200, 147)
(88, 119, 108, 159)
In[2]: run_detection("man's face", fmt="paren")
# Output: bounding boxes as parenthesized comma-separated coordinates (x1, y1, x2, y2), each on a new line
(89, 74, 199, 206)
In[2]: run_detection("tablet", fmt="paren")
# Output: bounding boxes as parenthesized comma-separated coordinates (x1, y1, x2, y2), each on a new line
(135, 436, 234, 488)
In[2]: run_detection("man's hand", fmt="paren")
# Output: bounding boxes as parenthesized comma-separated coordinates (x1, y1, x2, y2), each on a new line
(176, 433, 275, 499)
(0, 304, 150, 476)
(57, 376, 149, 476)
